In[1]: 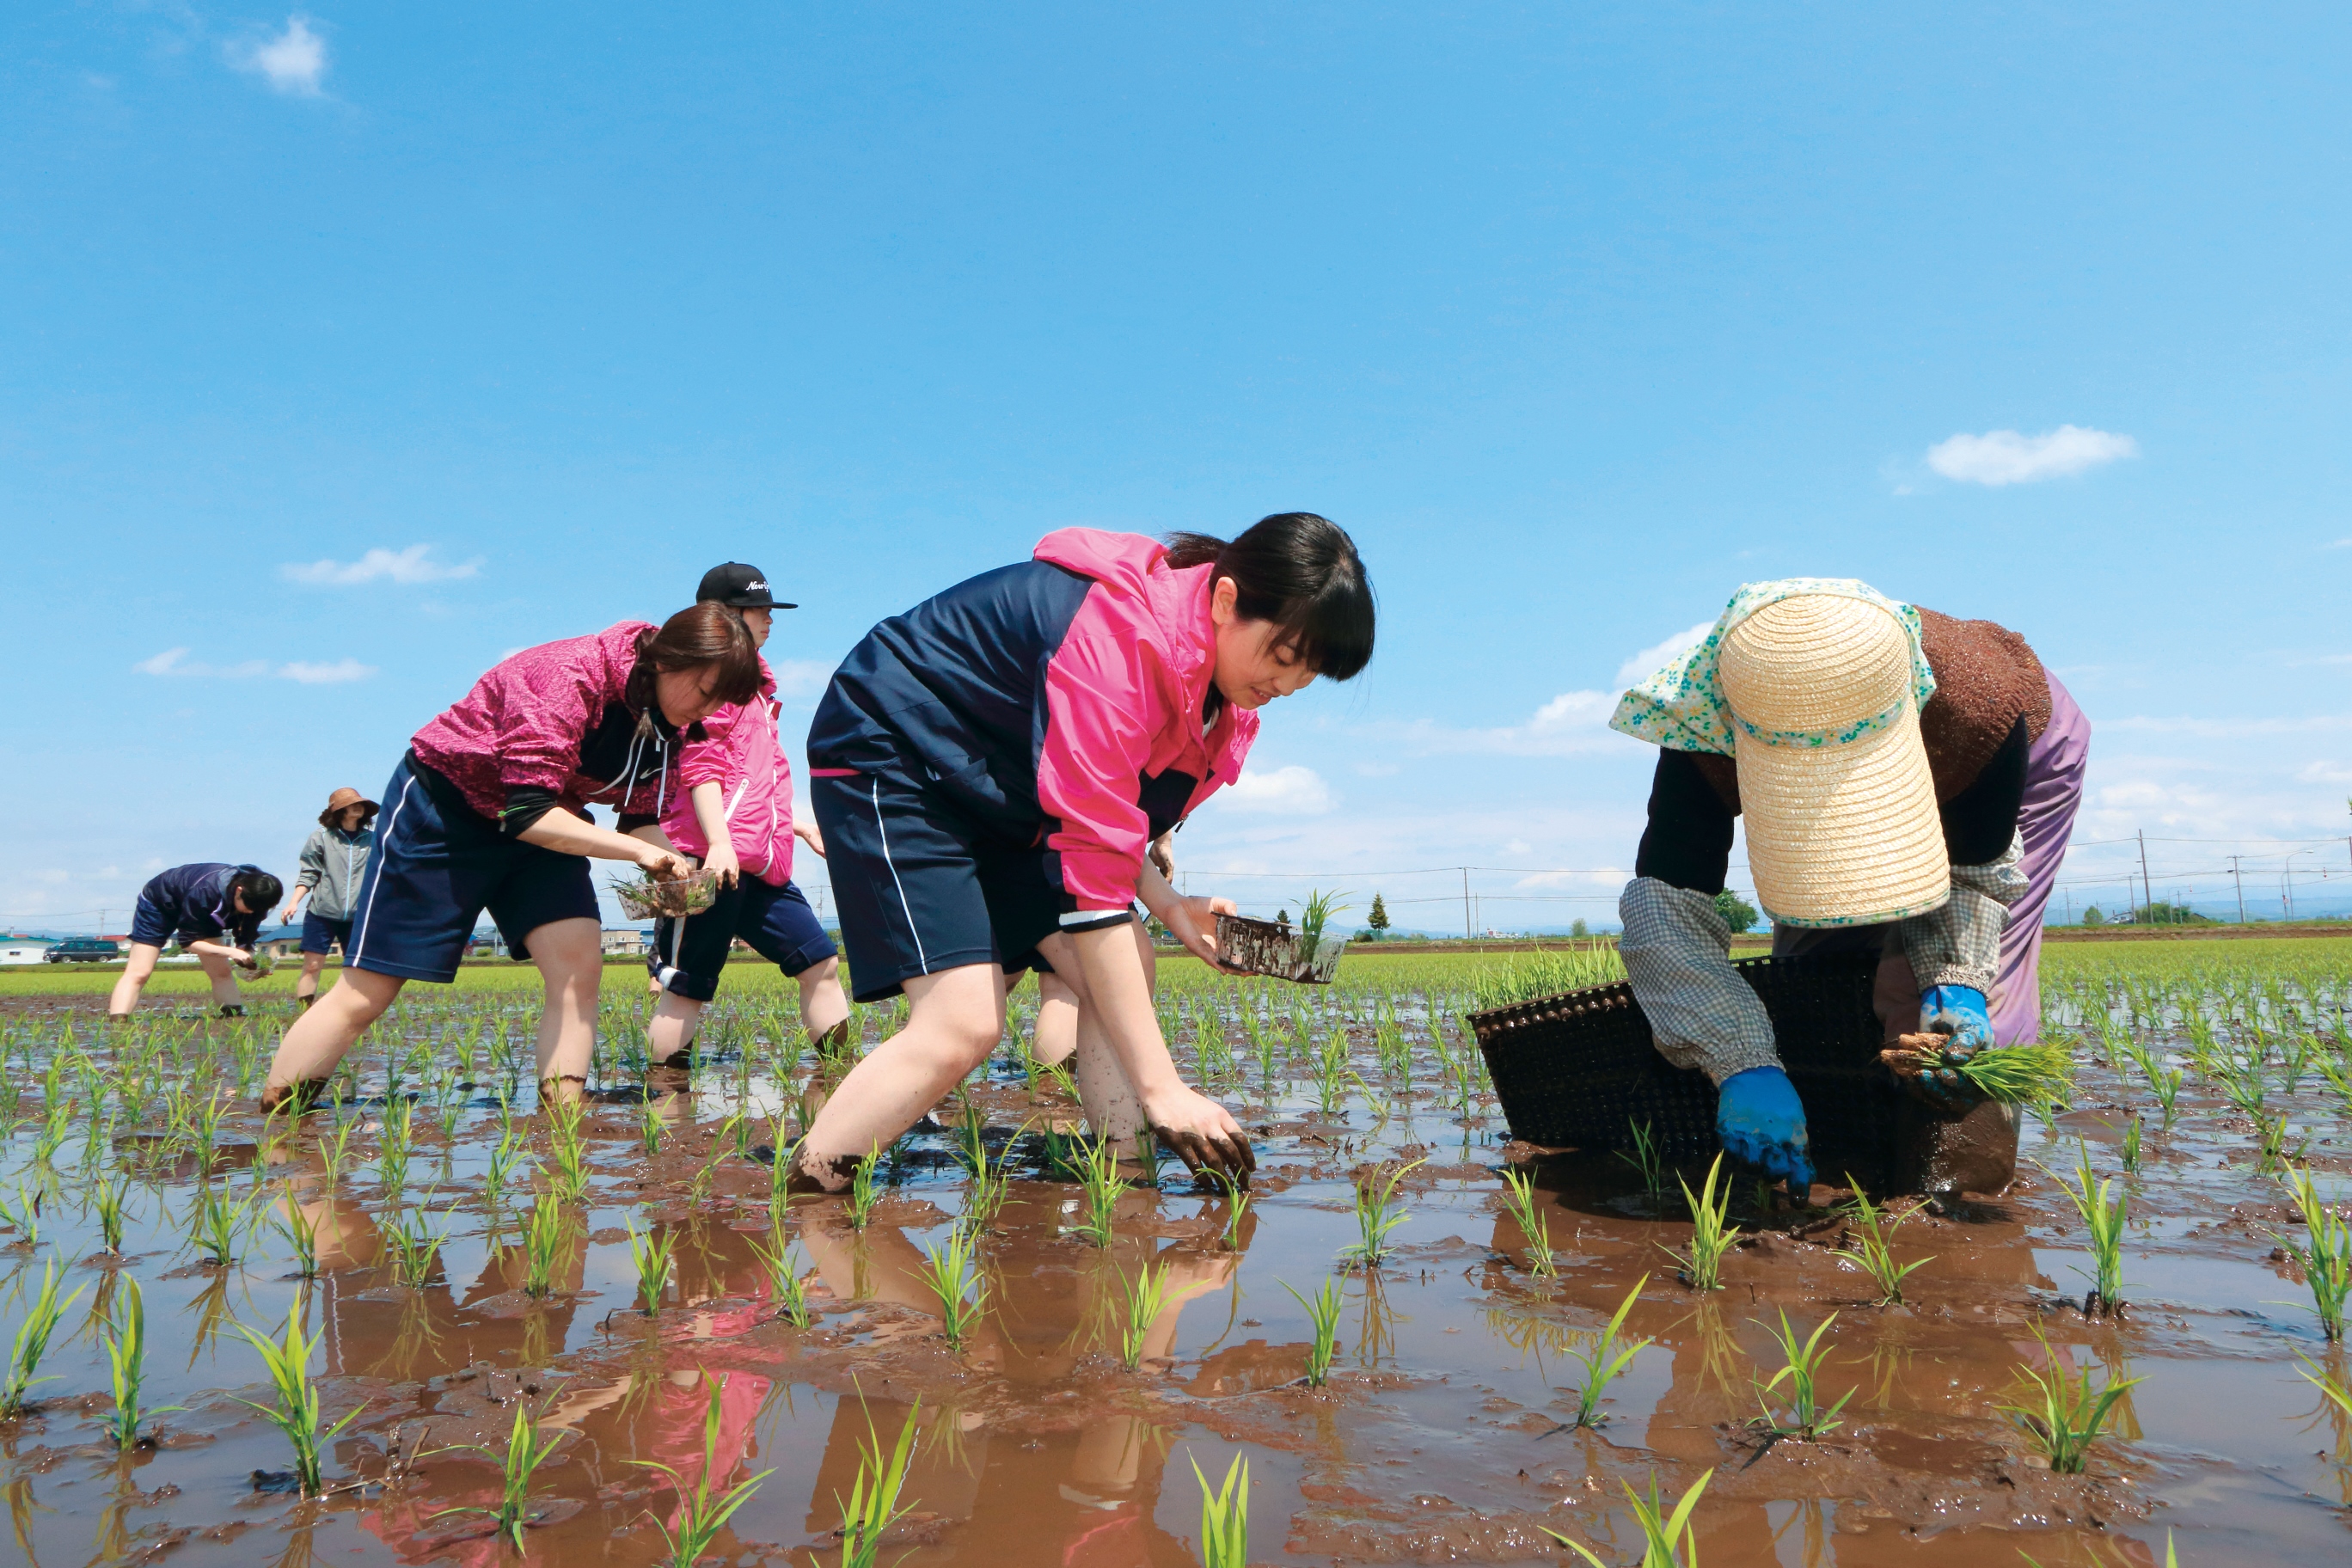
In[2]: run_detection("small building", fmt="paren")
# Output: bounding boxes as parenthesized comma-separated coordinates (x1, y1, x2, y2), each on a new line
(0, 934, 53, 965)
(601, 928, 649, 957)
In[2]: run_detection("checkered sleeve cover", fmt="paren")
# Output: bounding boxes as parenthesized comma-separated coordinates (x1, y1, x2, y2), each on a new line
(1898, 831, 2026, 995)
(1618, 876, 1781, 1085)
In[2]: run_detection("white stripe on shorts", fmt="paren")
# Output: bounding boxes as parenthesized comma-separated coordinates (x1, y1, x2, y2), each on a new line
(872, 777, 929, 974)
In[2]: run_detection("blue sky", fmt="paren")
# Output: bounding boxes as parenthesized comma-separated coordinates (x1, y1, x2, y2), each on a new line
(7, 3, 2352, 935)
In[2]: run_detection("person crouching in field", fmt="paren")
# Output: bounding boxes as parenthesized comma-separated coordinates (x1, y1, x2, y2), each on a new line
(788, 513, 1375, 1193)
(109, 862, 285, 1019)
(634, 562, 851, 1067)
(258, 606, 762, 1113)
(281, 787, 378, 1009)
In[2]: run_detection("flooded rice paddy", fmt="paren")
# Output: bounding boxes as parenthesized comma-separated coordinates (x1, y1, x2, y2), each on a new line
(3, 945, 2351, 1566)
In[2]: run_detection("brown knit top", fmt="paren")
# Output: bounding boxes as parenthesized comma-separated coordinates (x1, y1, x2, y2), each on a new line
(1688, 607, 2050, 812)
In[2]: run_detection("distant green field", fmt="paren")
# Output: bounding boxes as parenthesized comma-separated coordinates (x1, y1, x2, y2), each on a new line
(14, 934, 2352, 1001)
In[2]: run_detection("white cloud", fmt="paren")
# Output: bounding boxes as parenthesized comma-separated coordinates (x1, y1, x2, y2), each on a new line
(228, 15, 328, 96)
(1218, 764, 1334, 815)
(769, 658, 836, 699)
(1925, 425, 2138, 487)
(1614, 621, 1714, 689)
(282, 545, 480, 587)
(134, 649, 374, 683)
(279, 658, 377, 684)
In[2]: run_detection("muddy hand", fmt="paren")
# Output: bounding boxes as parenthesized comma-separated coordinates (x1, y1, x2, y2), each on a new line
(1145, 1085, 1256, 1184)
(1714, 1064, 1813, 1193)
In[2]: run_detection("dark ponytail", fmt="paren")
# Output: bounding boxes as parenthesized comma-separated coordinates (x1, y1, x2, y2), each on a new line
(1165, 512, 1375, 681)
(624, 603, 763, 718)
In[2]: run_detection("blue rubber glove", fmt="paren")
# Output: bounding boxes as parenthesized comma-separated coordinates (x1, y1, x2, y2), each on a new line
(1913, 984, 1994, 1108)
(1715, 1065, 1814, 1195)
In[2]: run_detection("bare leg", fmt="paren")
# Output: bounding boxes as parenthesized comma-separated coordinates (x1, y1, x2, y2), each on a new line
(1032, 971, 1080, 1068)
(793, 955, 853, 1040)
(197, 951, 241, 1011)
(107, 942, 162, 1019)
(1038, 925, 1156, 1148)
(793, 963, 1005, 1189)
(262, 966, 407, 1109)
(526, 917, 605, 1087)
(648, 990, 706, 1067)
(294, 951, 330, 1005)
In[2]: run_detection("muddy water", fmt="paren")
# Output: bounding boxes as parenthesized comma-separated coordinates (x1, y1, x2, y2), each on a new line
(1, 991, 2349, 1566)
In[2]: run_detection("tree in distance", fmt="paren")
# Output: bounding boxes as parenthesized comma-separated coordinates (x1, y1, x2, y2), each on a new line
(2082, 906, 2105, 927)
(1714, 890, 1759, 934)
(1367, 893, 1391, 934)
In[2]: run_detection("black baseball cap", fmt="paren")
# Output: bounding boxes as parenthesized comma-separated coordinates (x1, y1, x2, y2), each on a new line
(695, 561, 795, 610)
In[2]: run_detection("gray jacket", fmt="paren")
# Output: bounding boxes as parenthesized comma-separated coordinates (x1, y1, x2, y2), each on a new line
(295, 826, 374, 922)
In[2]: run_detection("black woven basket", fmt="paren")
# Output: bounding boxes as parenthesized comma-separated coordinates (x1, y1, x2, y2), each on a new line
(1470, 949, 1902, 1184)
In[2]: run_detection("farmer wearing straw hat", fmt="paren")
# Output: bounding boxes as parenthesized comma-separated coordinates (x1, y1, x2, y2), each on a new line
(1611, 579, 2090, 1196)
(282, 787, 379, 1009)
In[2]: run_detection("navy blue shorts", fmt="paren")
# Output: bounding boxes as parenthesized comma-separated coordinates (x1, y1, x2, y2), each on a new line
(648, 877, 837, 1002)
(128, 894, 179, 949)
(811, 770, 1081, 1003)
(346, 754, 600, 983)
(299, 912, 354, 955)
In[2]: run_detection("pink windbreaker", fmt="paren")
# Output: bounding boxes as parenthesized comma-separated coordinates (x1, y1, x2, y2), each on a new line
(659, 658, 796, 886)
(410, 622, 683, 824)
(1031, 529, 1259, 910)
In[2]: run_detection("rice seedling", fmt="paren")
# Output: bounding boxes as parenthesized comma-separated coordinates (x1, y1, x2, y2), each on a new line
(271, 1197, 321, 1279)
(1297, 889, 1350, 965)
(1311, 1029, 1351, 1115)
(960, 1127, 1013, 1230)
(1748, 1309, 1853, 1442)
(1469, 946, 1626, 1014)
(2118, 1113, 2143, 1173)
(436, 1401, 565, 1549)
(1343, 1156, 1425, 1268)
(750, 1229, 817, 1328)
(830, 1393, 922, 1568)
(626, 1216, 676, 1314)
(95, 1174, 130, 1256)
(2300, 1352, 2352, 1419)
(2317, 1053, 2352, 1118)
(914, 1223, 989, 1351)
(2255, 1109, 2309, 1173)
(1206, 1165, 1252, 1248)
(1543, 1470, 1710, 1567)
(1498, 1166, 1557, 1276)
(1948, 1043, 2075, 1105)
(844, 1144, 884, 1232)
(1189, 1452, 1250, 1568)
(0, 1181, 41, 1248)
(1071, 1133, 1124, 1248)
(2046, 1143, 2128, 1314)
(1561, 1276, 1651, 1429)
(1280, 1277, 1343, 1387)
(2277, 1166, 2352, 1340)
(100, 1277, 178, 1448)
(1831, 1179, 1932, 1306)
(0, 1256, 83, 1418)
(1616, 1118, 1669, 1199)
(638, 1094, 666, 1156)
(521, 1191, 568, 1298)
(2001, 1326, 2141, 1473)
(187, 1183, 249, 1269)
(483, 1126, 530, 1209)
(1661, 1154, 1740, 1292)
(950, 1095, 988, 1176)
(1114, 1259, 1174, 1371)
(230, 1286, 362, 1495)
(382, 1204, 448, 1289)
(632, 1375, 774, 1567)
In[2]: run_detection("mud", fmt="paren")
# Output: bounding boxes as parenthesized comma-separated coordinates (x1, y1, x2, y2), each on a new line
(0, 983, 2348, 1566)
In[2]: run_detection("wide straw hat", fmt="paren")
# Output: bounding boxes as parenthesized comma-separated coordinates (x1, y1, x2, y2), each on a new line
(1718, 595, 1949, 927)
(319, 787, 380, 829)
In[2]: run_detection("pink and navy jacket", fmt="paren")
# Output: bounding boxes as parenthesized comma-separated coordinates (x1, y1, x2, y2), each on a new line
(659, 658, 797, 886)
(410, 622, 692, 832)
(807, 529, 1259, 914)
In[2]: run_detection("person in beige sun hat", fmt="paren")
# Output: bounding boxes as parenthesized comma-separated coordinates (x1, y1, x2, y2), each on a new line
(1609, 577, 2091, 1197)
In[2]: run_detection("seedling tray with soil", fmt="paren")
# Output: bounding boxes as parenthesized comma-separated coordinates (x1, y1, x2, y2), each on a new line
(1213, 911, 1350, 983)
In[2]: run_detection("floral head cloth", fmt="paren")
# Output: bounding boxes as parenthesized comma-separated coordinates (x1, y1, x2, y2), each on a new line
(1608, 578, 1937, 756)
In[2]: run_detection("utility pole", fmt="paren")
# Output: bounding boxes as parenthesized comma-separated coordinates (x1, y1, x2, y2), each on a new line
(2231, 856, 2245, 924)
(2137, 830, 2153, 922)
(1462, 867, 1473, 942)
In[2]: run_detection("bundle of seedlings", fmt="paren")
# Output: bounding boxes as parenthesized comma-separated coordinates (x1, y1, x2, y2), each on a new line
(1212, 891, 1351, 983)
(609, 868, 721, 921)
(1881, 1035, 2074, 1105)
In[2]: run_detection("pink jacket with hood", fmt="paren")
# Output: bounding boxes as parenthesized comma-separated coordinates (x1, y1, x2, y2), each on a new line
(659, 658, 797, 885)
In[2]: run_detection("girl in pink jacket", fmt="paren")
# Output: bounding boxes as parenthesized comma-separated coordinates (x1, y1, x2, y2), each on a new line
(636, 564, 853, 1066)
(794, 513, 1375, 1189)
